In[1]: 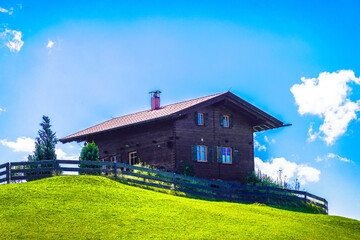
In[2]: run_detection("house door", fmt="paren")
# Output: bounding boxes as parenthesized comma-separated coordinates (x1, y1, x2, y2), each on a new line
(128, 151, 138, 165)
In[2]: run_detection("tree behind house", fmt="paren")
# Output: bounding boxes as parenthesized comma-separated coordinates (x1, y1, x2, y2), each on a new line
(27, 116, 58, 178)
(79, 141, 101, 175)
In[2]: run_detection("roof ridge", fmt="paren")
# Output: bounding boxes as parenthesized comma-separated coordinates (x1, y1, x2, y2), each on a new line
(61, 92, 227, 141)
(105, 91, 226, 121)
(159, 91, 227, 109)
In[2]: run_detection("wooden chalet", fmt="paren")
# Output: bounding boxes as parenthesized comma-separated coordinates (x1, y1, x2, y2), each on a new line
(60, 91, 289, 182)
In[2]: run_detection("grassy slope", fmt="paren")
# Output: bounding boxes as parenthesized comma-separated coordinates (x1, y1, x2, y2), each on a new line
(0, 176, 359, 240)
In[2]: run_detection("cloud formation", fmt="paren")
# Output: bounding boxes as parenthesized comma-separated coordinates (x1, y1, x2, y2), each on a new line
(0, 29, 24, 52)
(0, 7, 13, 15)
(254, 139, 266, 151)
(255, 157, 320, 185)
(0, 137, 79, 160)
(46, 39, 55, 49)
(0, 137, 35, 152)
(264, 136, 275, 144)
(55, 148, 79, 160)
(291, 70, 360, 145)
(316, 153, 351, 163)
(254, 135, 276, 152)
(0, 107, 5, 113)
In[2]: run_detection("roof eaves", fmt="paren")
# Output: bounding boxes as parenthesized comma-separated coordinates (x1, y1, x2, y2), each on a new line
(226, 92, 284, 127)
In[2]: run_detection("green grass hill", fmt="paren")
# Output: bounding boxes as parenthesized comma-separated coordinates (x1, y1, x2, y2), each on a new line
(0, 176, 359, 239)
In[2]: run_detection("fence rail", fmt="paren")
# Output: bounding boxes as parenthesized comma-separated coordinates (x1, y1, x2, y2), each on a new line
(0, 160, 328, 214)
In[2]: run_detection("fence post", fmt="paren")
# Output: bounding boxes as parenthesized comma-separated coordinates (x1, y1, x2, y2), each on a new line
(228, 184, 232, 202)
(325, 201, 328, 215)
(114, 162, 118, 180)
(304, 192, 307, 204)
(6, 162, 10, 184)
(54, 160, 58, 176)
(266, 187, 269, 203)
(172, 173, 177, 193)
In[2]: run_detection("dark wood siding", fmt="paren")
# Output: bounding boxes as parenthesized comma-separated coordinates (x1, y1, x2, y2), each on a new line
(89, 120, 176, 170)
(87, 103, 255, 182)
(174, 104, 254, 182)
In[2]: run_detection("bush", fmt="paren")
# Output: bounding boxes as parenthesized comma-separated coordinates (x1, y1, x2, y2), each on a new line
(79, 141, 101, 175)
(176, 160, 195, 177)
(245, 171, 283, 188)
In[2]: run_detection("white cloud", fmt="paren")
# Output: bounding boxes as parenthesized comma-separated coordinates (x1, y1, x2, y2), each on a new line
(254, 139, 266, 151)
(55, 148, 79, 160)
(316, 153, 351, 163)
(0, 137, 35, 152)
(254, 135, 275, 152)
(264, 135, 276, 144)
(255, 157, 320, 185)
(0, 107, 6, 113)
(46, 39, 55, 49)
(0, 7, 13, 15)
(290, 70, 360, 145)
(1, 29, 24, 52)
(307, 123, 318, 142)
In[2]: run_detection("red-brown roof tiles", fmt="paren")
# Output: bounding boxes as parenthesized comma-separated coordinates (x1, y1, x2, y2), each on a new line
(60, 92, 226, 142)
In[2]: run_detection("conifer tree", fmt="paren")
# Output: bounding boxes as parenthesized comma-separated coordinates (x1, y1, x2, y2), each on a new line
(27, 116, 58, 177)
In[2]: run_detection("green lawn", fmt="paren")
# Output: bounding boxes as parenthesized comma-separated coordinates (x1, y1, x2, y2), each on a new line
(0, 176, 359, 239)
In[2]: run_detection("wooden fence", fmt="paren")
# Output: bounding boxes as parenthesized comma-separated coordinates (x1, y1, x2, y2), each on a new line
(0, 160, 328, 214)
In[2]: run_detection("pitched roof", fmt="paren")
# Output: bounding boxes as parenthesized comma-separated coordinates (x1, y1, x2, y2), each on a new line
(60, 92, 288, 143)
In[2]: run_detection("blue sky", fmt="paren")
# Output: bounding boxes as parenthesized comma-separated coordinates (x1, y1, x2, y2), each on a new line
(1, 1, 360, 220)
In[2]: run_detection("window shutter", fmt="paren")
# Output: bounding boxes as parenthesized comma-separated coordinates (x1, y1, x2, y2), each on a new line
(233, 147, 239, 164)
(230, 115, 234, 128)
(191, 145, 197, 161)
(194, 112, 198, 125)
(219, 114, 223, 127)
(205, 113, 209, 126)
(208, 146, 214, 162)
(217, 146, 222, 163)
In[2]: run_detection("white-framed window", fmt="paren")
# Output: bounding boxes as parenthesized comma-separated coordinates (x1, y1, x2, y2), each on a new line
(197, 113, 204, 125)
(128, 151, 137, 165)
(197, 145, 207, 162)
(223, 115, 230, 128)
(110, 156, 117, 162)
(222, 147, 232, 164)
(101, 159, 106, 170)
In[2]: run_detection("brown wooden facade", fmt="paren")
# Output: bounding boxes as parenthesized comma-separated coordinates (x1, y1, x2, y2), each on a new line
(60, 92, 288, 182)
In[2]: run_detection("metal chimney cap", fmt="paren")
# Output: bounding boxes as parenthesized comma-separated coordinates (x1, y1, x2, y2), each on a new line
(149, 90, 162, 97)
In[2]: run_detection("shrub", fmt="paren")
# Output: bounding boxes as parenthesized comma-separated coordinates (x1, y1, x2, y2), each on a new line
(79, 141, 101, 175)
(176, 160, 195, 177)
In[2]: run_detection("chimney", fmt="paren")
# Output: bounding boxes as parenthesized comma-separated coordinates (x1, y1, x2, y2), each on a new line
(149, 90, 161, 110)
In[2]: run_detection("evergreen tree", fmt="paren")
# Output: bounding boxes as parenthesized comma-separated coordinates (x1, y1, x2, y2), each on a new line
(79, 141, 101, 175)
(27, 116, 58, 177)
